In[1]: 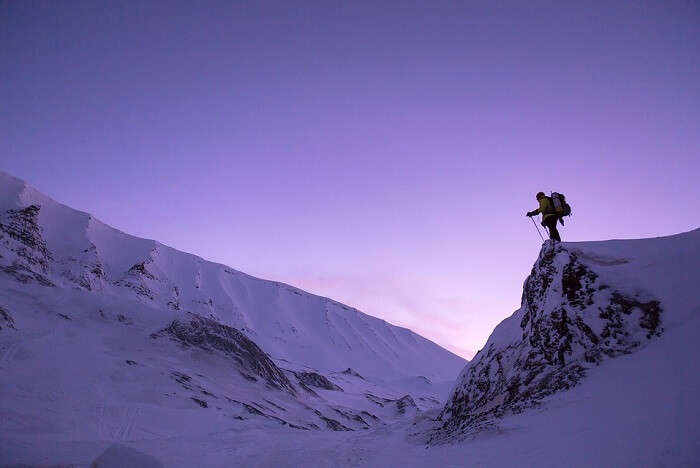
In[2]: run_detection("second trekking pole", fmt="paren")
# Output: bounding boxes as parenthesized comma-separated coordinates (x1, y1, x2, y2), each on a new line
(531, 216, 545, 242)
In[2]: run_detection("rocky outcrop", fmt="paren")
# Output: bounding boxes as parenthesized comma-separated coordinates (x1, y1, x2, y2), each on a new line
(331, 407, 374, 429)
(296, 371, 344, 391)
(395, 395, 418, 415)
(114, 259, 158, 301)
(152, 314, 296, 394)
(313, 409, 352, 431)
(339, 368, 365, 379)
(0, 306, 15, 330)
(433, 241, 663, 442)
(0, 203, 106, 291)
(0, 205, 54, 286)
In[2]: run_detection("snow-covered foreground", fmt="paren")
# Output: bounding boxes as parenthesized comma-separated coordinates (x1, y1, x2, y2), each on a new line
(3, 311, 698, 467)
(1, 169, 698, 467)
(0, 278, 450, 466)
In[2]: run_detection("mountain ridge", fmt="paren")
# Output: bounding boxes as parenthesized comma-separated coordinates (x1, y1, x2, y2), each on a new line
(0, 170, 465, 381)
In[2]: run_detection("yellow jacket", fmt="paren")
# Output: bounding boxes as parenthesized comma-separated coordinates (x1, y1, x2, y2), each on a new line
(533, 197, 557, 222)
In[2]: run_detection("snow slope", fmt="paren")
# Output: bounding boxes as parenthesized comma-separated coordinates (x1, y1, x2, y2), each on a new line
(0, 170, 465, 382)
(0, 278, 449, 459)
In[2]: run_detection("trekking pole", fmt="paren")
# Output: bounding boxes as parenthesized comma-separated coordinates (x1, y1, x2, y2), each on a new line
(530, 217, 545, 242)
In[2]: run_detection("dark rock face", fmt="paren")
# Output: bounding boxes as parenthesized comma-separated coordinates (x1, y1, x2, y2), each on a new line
(114, 259, 158, 300)
(332, 407, 371, 428)
(0, 205, 54, 286)
(434, 241, 663, 442)
(296, 371, 344, 392)
(313, 409, 352, 431)
(191, 397, 208, 408)
(340, 368, 365, 380)
(0, 306, 16, 330)
(360, 411, 382, 423)
(0, 204, 107, 291)
(152, 315, 296, 394)
(363, 393, 419, 416)
(396, 395, 418, 414)
(365, 393, 392, 407)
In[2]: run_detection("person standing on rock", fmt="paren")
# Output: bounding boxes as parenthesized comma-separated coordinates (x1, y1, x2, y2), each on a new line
(526, 192, 561, 242)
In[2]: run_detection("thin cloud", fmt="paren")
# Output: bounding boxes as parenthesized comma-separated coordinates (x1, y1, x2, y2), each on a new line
(275, 271, 479, 360)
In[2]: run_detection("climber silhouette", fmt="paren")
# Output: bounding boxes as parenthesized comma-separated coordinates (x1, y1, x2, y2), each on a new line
(526, 192, 561, 242)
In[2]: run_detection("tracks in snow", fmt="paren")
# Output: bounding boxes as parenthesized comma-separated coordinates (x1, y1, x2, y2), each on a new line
(0, 342, 21, 368)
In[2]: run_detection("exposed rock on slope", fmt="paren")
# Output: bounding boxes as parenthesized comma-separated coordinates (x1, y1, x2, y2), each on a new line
(0, 205, 53, 286)
(296, 371, 344, 391)
(0, 305, 15, 330)
(434, 240, 664, 441)
(395, 395, 418, 415)
(152, 314, 296, 394)
(339, 368, 365, 379)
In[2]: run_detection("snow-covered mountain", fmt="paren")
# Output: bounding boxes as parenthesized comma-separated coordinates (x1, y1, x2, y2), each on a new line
(0, 170, 466, 465)
(1, 169, 697, 467)
(432, 229, 700, 453)
(0, 170, 464, 382)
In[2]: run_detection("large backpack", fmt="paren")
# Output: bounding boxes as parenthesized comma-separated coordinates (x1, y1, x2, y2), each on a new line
(550, 192, 572, 217)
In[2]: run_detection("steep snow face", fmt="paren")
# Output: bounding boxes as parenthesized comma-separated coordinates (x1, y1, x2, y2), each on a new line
(434, 230, 700, 441)
(0, 171, 465, 381)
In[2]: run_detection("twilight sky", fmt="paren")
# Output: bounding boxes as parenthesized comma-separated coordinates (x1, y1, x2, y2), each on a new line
(2, 1, 699, 358)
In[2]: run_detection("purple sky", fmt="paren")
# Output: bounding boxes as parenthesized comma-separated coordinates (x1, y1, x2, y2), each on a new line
(2, 1, 699, 358)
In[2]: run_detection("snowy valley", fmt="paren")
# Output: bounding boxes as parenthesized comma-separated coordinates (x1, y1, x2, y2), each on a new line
(1, 170, 698, 467)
